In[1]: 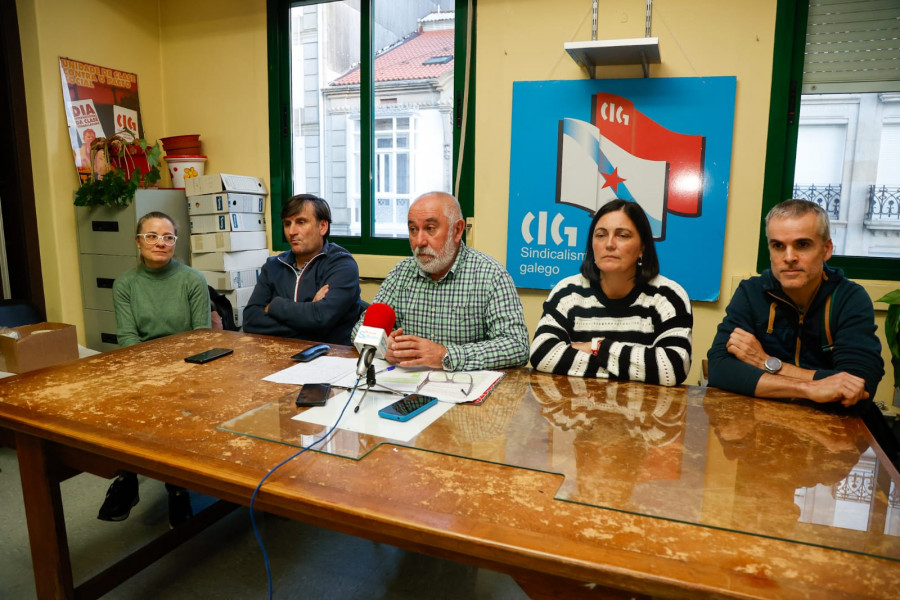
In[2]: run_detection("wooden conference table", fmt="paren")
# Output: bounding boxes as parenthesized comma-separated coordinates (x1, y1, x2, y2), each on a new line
(0, 329, 898, 599)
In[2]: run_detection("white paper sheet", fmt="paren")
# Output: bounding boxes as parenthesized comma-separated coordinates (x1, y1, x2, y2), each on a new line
(292, 389, 453, 443)
(262, 356, 358, 385)
(331, 362, 503, 404)
(263, 358, 504, 404)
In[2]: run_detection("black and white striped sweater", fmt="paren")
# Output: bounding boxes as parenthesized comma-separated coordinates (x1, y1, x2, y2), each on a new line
(529, 274, 693, 386)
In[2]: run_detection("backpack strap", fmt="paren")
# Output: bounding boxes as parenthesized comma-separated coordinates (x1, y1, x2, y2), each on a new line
(766, 302, 777, 334)
(821, 282, 845, 353)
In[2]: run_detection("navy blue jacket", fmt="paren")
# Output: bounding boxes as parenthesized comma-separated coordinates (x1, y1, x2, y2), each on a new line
(242, 241, 363, 345)
(707, 265, 884, 411)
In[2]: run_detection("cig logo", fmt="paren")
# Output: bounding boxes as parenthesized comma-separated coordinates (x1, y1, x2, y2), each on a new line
(521, 212, 578, 247)
(599, 101, 630, 126)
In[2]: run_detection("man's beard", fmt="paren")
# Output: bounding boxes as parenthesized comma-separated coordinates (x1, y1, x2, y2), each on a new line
(414, 235, 459, 274)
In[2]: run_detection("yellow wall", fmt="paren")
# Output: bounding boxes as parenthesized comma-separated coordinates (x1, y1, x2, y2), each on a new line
(17, 0, 898, 404)
(17, 0, 165, 330)
(158, 0, 269, 178)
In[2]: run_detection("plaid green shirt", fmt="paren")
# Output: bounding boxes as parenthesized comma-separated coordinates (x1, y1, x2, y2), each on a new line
(356, 243, 529, 371)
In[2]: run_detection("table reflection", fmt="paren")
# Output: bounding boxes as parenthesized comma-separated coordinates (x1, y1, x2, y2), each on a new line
(528, 374, 689, 508)
(703, 393, 900, 545)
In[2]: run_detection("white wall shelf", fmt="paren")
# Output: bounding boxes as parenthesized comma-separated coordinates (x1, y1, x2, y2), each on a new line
(564, 37, 660, 78)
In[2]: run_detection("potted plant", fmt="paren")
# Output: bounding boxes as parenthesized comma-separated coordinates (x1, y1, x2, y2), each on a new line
(74, 130, 162, 208)
(877, 289, 900, 405)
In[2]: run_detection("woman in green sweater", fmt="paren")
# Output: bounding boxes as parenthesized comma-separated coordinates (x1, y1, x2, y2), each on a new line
(113, 212, 211, 346)
(98, 211, 211, 527)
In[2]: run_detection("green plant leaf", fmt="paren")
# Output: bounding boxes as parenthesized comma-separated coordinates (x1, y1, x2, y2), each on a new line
(885, 304, 900, 363)
(144, 167, 161, 186)
(146, 142, 161, 167)
(876, 290, 900, 304)
(891, 356, 900, 390)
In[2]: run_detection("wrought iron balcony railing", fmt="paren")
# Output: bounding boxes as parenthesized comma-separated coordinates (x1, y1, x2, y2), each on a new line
(867, 185, 900, 221)
(793, 183, 841, 219)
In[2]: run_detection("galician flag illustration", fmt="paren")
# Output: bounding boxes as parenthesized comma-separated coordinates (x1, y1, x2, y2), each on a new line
(557, 117, 669, 238)
(592, 92, 705, 216)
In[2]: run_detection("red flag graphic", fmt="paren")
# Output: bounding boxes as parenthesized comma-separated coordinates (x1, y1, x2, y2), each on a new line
(591, 93, 705, 216)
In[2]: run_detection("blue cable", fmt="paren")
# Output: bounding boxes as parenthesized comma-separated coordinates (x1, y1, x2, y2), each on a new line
(249, 379, 361, 599)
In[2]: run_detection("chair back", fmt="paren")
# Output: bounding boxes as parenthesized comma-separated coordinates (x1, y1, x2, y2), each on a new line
(0, 300, 44, 328)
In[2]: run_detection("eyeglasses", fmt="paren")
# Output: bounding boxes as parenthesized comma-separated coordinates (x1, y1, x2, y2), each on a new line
(137, 233, 178, 246)
(415, 371, 474, 398)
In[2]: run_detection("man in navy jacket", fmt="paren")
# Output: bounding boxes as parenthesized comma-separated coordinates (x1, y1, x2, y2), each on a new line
(708, 199, 897, 465)
(243, 194, 362, 345)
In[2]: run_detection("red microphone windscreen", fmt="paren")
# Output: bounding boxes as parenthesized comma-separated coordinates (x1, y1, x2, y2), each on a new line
(362, 303, 396, 336)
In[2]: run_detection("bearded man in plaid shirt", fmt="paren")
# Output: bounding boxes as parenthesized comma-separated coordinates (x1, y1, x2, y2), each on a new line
(353, 191, 529, 371)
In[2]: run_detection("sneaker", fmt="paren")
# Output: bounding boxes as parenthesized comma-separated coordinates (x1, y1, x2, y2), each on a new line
(167, 488, 193, 528)
(97, 473, 139, 521)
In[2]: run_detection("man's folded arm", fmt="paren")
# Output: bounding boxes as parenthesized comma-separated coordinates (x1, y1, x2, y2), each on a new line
(266, 255, 360, 332)
(242, 266, 296, 336)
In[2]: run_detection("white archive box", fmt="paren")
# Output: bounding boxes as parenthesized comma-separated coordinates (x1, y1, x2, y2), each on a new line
(190, 213, 266, 233)
(224, 287, 254, 310)
(187, 192, 265, 215)
(200, 269, 260, 291)
(184, 173, 268, 197)
(191, 249, 269, 271)
(190, 231, 267, 253)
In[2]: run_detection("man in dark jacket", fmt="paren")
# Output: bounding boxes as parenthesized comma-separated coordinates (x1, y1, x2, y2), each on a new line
(243, 194, 362, 345)
(708, 199, 897, 465)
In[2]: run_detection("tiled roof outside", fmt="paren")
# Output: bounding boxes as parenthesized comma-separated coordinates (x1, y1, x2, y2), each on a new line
(331, 29, 454, 86)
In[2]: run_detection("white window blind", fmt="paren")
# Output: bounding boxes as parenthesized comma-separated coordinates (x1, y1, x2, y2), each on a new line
(803, 0, 900, 93)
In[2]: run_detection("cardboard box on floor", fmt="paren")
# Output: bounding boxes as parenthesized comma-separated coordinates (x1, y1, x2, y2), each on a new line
(0, 322, 79, 373)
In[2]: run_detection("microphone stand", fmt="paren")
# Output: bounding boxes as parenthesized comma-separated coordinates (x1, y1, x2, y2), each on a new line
(353, 364, 379, 414)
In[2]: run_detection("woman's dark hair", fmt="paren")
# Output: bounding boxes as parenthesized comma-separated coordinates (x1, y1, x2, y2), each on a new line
(135, 211, 177, 236)
(579, 199, 659, 285)
(281, 193, 332, 238)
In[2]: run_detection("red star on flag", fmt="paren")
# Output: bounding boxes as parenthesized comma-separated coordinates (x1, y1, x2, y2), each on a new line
(601, 167, 626, 192)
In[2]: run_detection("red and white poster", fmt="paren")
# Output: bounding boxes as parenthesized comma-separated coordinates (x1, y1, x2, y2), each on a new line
(59, 57, 143, 183)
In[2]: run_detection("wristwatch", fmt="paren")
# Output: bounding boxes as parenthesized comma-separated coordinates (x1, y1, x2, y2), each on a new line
(763, 356, 783, 374)
(442, 351, 452, 371)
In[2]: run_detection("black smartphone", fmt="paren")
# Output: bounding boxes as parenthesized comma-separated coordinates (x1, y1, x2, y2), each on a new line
(296, 383, 332, 407)
(184, 348, 234, 364)
(378, 393, 438, 422)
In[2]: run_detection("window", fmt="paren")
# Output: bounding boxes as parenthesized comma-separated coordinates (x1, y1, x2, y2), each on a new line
(370, 116, 415, 236)
(268, 0, 475, 256)
(760, 0, 900, 276)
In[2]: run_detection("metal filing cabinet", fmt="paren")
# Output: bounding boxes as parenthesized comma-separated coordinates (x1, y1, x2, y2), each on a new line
(75, 189, 190, 351)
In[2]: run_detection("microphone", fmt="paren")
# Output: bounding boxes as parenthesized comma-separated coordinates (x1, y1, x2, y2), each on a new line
(353, 303, 396, 378)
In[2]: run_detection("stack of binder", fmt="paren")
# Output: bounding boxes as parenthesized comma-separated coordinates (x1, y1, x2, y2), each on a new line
(186, 173, 269, 328)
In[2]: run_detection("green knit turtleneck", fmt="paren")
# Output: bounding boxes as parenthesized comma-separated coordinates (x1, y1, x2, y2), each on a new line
(112, 259, 211, 347)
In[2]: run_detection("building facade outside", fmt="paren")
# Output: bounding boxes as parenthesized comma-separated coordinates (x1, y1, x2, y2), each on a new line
(794, 92, 900, 258)
(290, 2, 456, 238)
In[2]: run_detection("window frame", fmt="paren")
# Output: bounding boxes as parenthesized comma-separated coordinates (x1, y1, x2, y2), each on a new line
(759, 0, 899, 279)
(267, 0, 476, 256)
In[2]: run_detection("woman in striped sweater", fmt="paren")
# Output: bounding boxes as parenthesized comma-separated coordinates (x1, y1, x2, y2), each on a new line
(529, 199, 693, 386)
